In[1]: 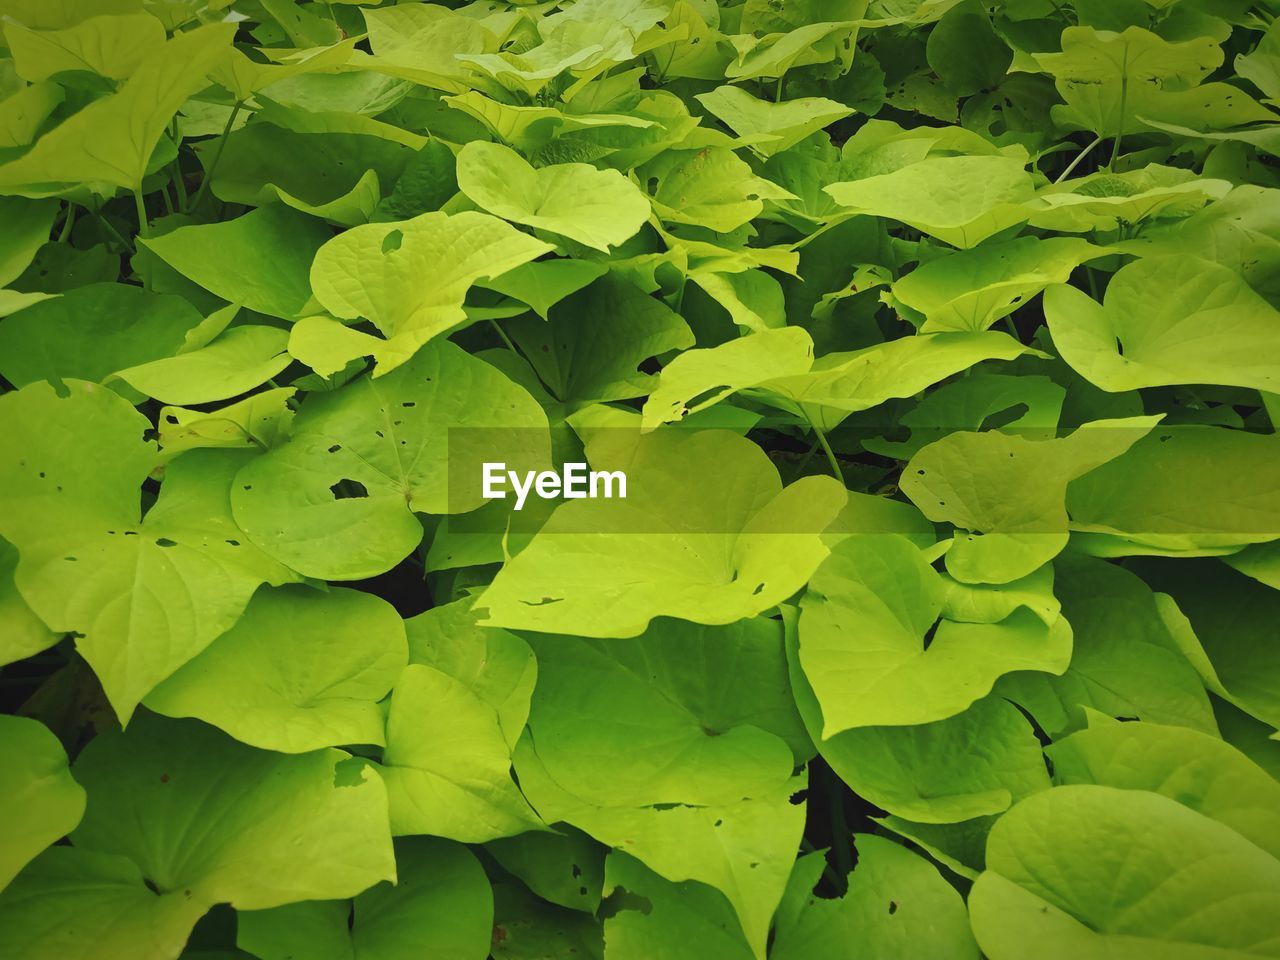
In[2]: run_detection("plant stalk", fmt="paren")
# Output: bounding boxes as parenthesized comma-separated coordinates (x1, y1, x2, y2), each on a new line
(189, 100, 244, 211)
(490, 318, 519, 354)
(1109, 47, 1129, 169)
(1053, 134, 1102, 183)
(133, 189, 149, 238)
(91, 203, 135, 254)
(827, 769, 853, 881)
(807, 414, 844, 484)
(57, 203, 77, 242)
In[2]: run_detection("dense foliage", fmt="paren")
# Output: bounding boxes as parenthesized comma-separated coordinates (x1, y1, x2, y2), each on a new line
(1, 0, 1279, 957)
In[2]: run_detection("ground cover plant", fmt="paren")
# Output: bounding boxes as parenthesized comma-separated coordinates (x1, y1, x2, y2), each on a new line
(1, 0, 1279, 957)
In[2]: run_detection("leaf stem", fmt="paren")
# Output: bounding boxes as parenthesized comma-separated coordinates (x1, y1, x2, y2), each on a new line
(1109, 46, 1129, 169)
(788, 436, 822, 483)
(57, 203, 76, 242)
(91, 202, 135, 254)
(490, 318, 519, 354)
(1053, 134, 1102, 183)
(133, 189, 150, 238)
(189, 99, 244, 211)
(171, 161, 189, 212)
(806, 413, 844, 484)
(167, 116, 189, 212)
(827, 769, 853, 881)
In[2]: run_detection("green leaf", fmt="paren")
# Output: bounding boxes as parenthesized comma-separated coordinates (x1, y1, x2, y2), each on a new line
(641, 147, 796, 233)
(824, 493, 938, 547)
(0, 0, 144, 31)
(0, 715, 85, 890)
(355, 837, 493, 958)
(443, 90, 656, 155)
(520, 618, 803, 809)
(761, 331, 1035, 431)
(476, 259, 606, 320)
(648, 1, 729, 81)
(1049, 717, 1280, 858)
(824, 156, 1035, 248)
(770, 836, 979, 960)
(487, 829, 604, 914)
(994, 555, 1218, 737)
(490, 878, 604, 960)
(71, 713, 395, 906)
(1034, 26, 1276, 137)
(688, 268, 787, 333)
(876, 814, 992, 880)
(0, 6, 1276, 957)
(640, 327, 815, 431)
(969, 785, 1280, 960)
(0, 537, 57, 667)
(477, 428, 846, 638)
(232, 339, 550, 580)
(925, 1, 1010, 96)
(891, 237, 1098, 333)
(157, 388, 296, 456)
(864, 373, 1065, 462)
(0, 23, 234, 193)
(257, 0, 339, 48)
(371, 137, 458, 222)
(140, 206, 331, 320)
(694, 87, 854, 157)
(10, 240, 118, 293)
(0, 283, 203, 389)
(380, 663, 546, 842)
(725, 21, 861, 83)
(1030, 164, 1231, 233)
(0, 289, 57, 317)
(516, 740, 806, 960)
(0, 196, 57, 287)
(1238, 20, 1280, 103)
(1066, 425, 1280, 553)
(790, 609, 1049, 822)
(304, 211, 552, 374)
(405, 598, 537, 750)
(237, 901, 354, 960)
(210, 40, 360, 102)
(237, 838, 493, 960)
(0, 383, 298, 721)
(146, 585, 407, 753)
(112, 326, 292, 405)
(456, 141, 651, 252)
(1222, 540, 1280, 590)
(3, 13, 166, 83)
(354, 6, 490, 91)
(0, 847, 208, 960)
(1045, 254, 1280, 393)
(507, 273, 693, 409)
(1140, 558, 1280, 729)
(900, 417, 1159, 582)
(798, 535, 1072, 733)
(601, 852, 754, 960)
(0, 80, 64, 151)
(456, 35, 603, 99)
(207, 122, 416, 227)
(1119, 184, 1280, 300)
